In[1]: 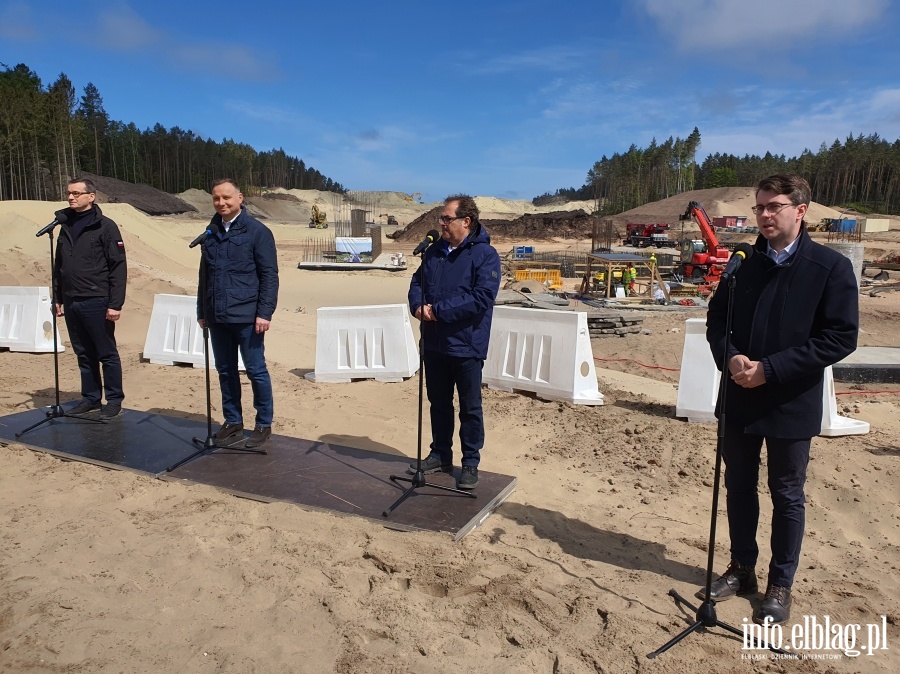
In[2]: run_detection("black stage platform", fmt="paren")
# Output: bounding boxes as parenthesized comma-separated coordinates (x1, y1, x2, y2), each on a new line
(0, 407, 516, 540)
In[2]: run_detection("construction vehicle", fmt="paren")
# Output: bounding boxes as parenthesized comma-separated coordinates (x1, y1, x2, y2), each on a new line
(380, 213, 399, 225)
(679, 201, 731, 283)
(309, 204, 328, 228)
(807, 218, 833, 232)
(403, 192, 423, 203)
(623, 223, 674, 247)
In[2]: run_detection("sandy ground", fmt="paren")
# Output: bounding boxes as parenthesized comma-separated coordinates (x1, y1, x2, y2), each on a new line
(1, 199, 899, 673)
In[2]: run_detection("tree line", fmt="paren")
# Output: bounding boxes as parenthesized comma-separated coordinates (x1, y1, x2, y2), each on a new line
(536, 128, 900, 215)
(0, 63, 346, 201)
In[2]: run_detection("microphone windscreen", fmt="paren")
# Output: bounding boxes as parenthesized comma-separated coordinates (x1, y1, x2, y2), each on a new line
(734, 242, 754, 259)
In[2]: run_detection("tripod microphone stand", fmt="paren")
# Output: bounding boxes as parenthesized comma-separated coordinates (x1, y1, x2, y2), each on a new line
(17, 220, 107, 438)
(383, 239, 476, 517)
(167, 235, 266, 472)
(647, 273, 786, 659)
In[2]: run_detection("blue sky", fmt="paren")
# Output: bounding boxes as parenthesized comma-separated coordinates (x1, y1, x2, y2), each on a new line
(2, 0, 899, 201)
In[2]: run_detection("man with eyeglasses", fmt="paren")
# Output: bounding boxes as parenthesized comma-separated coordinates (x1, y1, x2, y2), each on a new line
(53, 178, 127, 419)
(407, 195, 501, 489)
(702, 174, 858, 625)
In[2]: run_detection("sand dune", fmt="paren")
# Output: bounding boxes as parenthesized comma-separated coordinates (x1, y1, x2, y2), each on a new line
(1, 197, 898, 674)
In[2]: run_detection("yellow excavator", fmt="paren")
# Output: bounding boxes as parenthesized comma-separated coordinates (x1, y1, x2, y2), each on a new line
(309, 204, 328, 228)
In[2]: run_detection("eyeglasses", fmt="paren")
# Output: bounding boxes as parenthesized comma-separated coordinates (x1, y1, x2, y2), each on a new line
(751, 201, 794, 216)
(66, 191, 93, 198)
(438, 215, 464, 224)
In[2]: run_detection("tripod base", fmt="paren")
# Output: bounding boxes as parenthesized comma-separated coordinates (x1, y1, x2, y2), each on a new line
(383, 469, 476, 517)
(166, 435, 266, 472)
(647, 589, 787, 659)
(15, 406, 107, 438)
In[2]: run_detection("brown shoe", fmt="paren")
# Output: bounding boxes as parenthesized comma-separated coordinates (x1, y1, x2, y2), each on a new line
(753, 584, 792, 625)
(697, 561, 758, 602)
(245, 426, 271, 449)
(213, 422, 244, 446)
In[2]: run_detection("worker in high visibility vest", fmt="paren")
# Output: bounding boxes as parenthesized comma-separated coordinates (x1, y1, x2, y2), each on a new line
(649, 253, 657, 268)
(621, 265, 634, 296)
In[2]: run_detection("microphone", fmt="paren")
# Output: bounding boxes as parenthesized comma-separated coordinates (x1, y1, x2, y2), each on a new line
(35, 210, 68, 237)
(189, 221, 221, 248)
(413, 229, 440, 256)
(720, 243, 754, 282)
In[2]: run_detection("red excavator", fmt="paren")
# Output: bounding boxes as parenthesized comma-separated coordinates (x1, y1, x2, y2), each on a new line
(679, 201, 731, 283)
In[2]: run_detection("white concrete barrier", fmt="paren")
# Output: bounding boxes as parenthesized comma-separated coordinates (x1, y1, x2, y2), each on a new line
(485, 306, 604, 405)
(820, 366, 870, 436)
(0, 286, 65, 353)
(675, 318, 869, 436)
(675, 318, 718, 422)
(142, 294, 244, 370)
(306, 304, 418, 383)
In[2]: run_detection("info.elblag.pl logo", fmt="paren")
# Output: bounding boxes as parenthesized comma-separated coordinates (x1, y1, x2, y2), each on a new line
(742, 615, 890, 659)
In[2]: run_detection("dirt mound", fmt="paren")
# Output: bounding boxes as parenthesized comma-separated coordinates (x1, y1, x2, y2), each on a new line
(390, 207, 596, 242)
(609, 186, 843, 231)
(82, 172, 197, 216)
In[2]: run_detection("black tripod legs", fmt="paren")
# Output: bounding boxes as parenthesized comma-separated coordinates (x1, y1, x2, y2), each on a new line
(647, 590, 787, 659)
(382, 469, 476, 517)
(15, 407, 107, 438)
(166, 434, 266, 472)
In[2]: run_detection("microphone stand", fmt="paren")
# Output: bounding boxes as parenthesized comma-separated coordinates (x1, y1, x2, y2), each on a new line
(167, 238, 265, 472)
(16, 226, 107, 438)
(647, 274, 786, 658)
(383, 242, 475, 517)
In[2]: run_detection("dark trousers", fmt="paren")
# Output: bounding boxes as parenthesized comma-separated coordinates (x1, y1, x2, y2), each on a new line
(63, 297, 124, 405)
(423, 351, 484, 467)
(722, 425, 811, 587)
(209, 322, 273, 428)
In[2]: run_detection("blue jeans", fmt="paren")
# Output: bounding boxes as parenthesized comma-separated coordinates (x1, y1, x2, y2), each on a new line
(722, 426, 811, 587)
(63, 297, 123, 405)
(423, 351, 484, 467)
(208, 322, 273, 428)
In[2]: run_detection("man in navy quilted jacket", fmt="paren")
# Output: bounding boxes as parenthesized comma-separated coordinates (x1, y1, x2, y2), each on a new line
(197, 179, 279, 449)
(408, 195, 501, 489)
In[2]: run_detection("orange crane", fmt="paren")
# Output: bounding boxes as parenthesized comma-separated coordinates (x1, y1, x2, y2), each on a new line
(679, 201, 731, 283)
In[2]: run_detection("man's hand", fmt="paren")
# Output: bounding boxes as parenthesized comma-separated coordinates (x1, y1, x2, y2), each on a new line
(255, 317, 271, 334)
(198, 319, 206, 329)
(728, 354, 766, 388)
(414, 305, 436, 321)
(106, 308, 121, 322)
(54, 303, 63, 317)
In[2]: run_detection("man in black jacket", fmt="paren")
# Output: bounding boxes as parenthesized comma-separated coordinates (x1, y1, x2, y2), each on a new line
(702, 174, 858, 625)
(53, 178, 127, 419)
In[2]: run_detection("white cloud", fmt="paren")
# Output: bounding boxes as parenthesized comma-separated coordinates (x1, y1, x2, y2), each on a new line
(470, 45, 591, 75)
(638, 0, 888, 50)
(0, 1, 37, 41)
(168, 43, 276, 82)
(96, 4, 160, 50)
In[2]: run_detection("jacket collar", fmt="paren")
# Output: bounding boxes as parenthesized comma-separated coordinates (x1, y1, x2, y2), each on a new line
(753, 225, 810, 264)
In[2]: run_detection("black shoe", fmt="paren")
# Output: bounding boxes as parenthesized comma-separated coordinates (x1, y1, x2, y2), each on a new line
(213, 422, 244, 446)
(245, 426, 271, 449)
(754, 585, 792, 625)
(697, 561, 758, 602)
(69, 400, 101, 415)
(458, 466, 479, 490)
(99, 403, 121, 419)
(407, 454, 453, 475)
